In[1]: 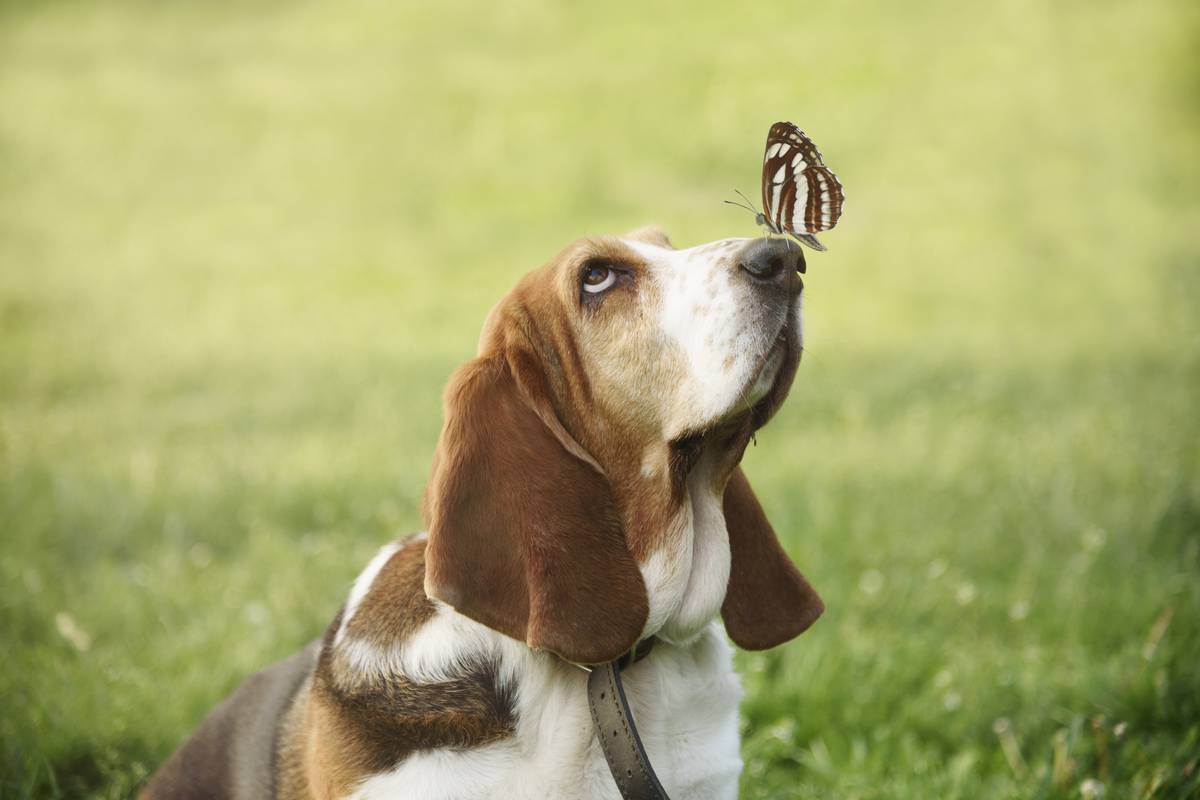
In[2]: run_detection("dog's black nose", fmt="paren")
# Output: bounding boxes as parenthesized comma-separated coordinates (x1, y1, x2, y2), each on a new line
(737, 237, 806, 284)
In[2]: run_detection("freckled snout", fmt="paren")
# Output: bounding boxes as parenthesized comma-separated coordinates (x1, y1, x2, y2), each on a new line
(612, 233, 806, 437)
(736, 238, 806, 290)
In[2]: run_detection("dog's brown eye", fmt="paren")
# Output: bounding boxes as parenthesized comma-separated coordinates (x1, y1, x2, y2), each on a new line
(582, 265, 616, 294)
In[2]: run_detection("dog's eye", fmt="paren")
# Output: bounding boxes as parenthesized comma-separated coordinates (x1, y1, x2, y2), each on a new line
(582, 265, 617, 294)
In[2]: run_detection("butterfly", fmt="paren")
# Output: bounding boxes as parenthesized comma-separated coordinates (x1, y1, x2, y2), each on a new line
(727, 121, 844, 252)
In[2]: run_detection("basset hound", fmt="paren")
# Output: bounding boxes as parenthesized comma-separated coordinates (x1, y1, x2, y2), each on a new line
(142, 226, 824, 799)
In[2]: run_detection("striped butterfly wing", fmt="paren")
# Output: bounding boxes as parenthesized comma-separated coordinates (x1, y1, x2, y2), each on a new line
(760, 122, 844, 246)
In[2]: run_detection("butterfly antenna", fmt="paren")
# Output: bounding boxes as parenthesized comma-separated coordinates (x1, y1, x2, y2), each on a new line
(734, 189, 760, 214)
(723, 190, 758, 215)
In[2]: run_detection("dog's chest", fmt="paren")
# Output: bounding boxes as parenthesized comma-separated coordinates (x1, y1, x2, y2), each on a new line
(345, 626, 744, 800)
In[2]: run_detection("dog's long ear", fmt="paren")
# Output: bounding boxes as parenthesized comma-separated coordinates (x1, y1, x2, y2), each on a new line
(423, 349, 648, 665)
(721, 467, 824, 649)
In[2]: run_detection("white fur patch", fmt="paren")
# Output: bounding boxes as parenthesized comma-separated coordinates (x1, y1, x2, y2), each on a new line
(344, 623, 742, 800)
(638, 529, 691, 638)
(626, 237, 791, 439)
(337, 599, 502, 684)
(665, 466, 733, 643)
(635, 458, 733, 647)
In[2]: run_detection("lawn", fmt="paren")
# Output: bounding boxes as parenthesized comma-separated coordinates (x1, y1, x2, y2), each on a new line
(1, 0, 1197, 797)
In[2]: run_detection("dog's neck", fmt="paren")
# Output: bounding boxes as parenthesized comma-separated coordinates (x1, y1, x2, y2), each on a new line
(635, 446, 735, 646)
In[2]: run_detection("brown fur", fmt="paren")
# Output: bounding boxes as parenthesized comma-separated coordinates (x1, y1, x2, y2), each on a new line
(302, 644, 515, 797)
(272, 676, 314, 800)
(282, 539, 517, 798)
(721, 466, 825, 649)
(338, 536, 438, 654)
(422, 351, 649, 665)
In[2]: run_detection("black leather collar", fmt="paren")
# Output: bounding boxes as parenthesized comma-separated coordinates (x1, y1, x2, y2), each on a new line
(586, 637, 671, 800)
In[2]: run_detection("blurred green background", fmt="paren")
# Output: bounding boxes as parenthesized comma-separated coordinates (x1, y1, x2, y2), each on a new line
(2, 0, 1198, 797)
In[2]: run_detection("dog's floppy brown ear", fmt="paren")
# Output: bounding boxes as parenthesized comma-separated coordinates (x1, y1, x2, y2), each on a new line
(721, 467, 824, 649)
(423, 351, 648, 665)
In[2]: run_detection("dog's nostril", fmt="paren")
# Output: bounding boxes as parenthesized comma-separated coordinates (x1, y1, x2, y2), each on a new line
(738, 238, 803, 284)
(739, 255, 783, 280)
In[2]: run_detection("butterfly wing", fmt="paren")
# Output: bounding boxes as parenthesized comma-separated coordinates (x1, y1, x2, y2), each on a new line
(761, 122, 844, 247)
(760, 123, 793, 235)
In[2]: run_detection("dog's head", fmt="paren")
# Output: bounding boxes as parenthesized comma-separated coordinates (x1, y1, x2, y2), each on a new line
(422, 226, 823, 664)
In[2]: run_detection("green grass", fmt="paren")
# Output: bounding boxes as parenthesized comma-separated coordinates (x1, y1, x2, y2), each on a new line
(2, 0, 1198, 797)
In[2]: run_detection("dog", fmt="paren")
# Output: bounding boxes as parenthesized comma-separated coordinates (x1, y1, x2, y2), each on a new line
(142, 226, 824, 799)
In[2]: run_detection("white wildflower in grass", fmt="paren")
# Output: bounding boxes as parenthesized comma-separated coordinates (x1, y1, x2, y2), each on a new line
(934, 669, 954, 689)
(943, 691, 962, 711)
(1009, 600, 1030, 621)
(859, 568, 884, 596)
(927, 559, 948, 579)
(1080, 778, 1106, 798)
(768, 719, 796, 743)
(243, 602, 269, 626)
(955, 582, 977, 606)
(55, 612, 92, 653)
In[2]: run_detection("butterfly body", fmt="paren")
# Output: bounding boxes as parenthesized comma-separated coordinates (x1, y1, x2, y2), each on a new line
(753, 210, 825, 252)
(734, 121, 844, 252)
